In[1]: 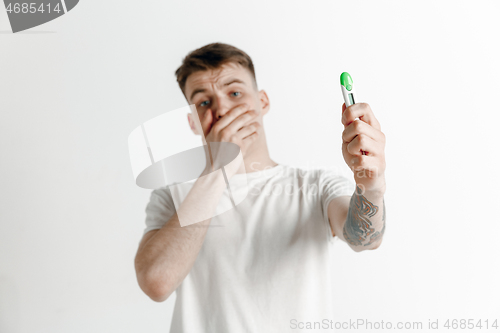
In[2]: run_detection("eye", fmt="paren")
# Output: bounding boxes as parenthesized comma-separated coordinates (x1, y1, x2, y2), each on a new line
(199, 100, 210, 107)
(231, 92, 241, 97)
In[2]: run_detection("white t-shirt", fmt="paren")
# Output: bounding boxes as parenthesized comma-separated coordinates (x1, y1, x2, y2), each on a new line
(142, 163, 356, 332)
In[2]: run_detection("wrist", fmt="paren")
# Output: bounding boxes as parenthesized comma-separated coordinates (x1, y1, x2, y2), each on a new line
(356, 176, 386, 196)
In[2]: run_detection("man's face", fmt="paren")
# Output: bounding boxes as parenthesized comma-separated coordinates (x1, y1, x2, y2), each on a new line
(185, 62, 268, 137)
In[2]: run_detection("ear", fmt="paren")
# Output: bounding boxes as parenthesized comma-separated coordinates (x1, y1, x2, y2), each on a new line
(187, 113, 200, 135)
(258, 89, 270, 116)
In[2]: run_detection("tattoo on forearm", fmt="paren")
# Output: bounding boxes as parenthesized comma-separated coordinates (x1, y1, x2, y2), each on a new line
(364, 199, 386, 247)
(343, 186, 386, 247)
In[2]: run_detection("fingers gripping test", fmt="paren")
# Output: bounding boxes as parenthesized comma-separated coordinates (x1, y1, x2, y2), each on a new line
(340, 72, 366, 155)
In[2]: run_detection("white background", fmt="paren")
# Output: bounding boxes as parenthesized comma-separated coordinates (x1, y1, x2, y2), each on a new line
(1, 1, 499, 332)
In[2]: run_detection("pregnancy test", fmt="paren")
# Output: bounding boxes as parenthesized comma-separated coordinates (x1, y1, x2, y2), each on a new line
(340, 72, 366, 155)
(340, 72, 356, 107)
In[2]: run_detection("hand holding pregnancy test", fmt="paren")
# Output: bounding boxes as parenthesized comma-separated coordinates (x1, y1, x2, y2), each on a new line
(340, 72, 387, 192)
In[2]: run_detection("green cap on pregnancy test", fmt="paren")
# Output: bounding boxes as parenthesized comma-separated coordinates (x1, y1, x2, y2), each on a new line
(340, 72, 353, 91)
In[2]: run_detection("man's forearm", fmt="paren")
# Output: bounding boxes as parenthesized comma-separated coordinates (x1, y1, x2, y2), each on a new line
(135, 168, 228, 301)
(343, 185, 386, 251)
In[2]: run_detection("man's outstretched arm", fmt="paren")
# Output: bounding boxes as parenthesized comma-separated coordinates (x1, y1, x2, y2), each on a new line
(328, 102, 387, 252)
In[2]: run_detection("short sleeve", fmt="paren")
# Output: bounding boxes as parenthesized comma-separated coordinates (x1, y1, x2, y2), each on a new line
(142, 187, 177, 237)
(318, 169, 356, 242)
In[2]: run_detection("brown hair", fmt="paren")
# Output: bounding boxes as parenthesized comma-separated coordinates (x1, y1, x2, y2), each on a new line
(175, 42, 258, 100)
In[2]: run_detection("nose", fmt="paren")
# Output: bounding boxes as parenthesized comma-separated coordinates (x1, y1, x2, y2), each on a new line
(212, 94, 230, 120)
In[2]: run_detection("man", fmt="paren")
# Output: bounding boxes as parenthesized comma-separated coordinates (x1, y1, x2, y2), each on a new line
(134, 42, 386, 332)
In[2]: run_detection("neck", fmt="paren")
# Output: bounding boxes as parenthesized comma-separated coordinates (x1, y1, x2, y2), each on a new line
(238, 130, 278, 174)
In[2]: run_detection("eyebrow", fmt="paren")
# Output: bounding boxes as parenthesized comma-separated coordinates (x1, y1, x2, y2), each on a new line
(189, 78, 246, 102)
